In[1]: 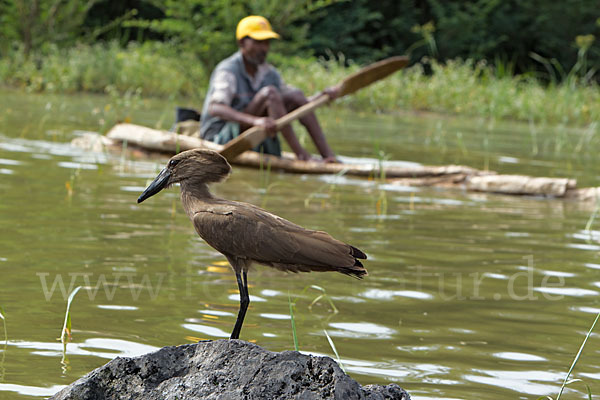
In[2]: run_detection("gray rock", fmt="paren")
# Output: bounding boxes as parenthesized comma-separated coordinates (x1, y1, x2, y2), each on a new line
(51, 339, 410, 400)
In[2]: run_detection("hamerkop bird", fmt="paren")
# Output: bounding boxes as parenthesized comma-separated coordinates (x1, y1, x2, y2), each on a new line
(137, 149, 367, 339)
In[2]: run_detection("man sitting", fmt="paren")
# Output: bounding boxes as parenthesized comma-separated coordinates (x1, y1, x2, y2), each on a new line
(199, 15, 338, 162)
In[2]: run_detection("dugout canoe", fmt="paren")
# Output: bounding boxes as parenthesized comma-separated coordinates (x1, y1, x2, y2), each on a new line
(70, 123, 600, 201)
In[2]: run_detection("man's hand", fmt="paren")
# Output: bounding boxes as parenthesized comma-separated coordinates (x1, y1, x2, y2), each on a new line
(307, 85, 340, 103)
(322, 85, 340, 101)
(253, 117, 277, 137)
(295, 150, 313, 161)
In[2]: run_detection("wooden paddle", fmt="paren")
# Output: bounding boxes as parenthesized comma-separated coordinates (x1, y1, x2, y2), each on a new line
(219, 55, 409, 161)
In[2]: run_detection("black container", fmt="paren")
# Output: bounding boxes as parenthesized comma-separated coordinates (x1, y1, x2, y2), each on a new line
(176, 107, 201, 123)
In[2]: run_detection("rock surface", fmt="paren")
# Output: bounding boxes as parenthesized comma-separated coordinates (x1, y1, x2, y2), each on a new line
(51, 339, 410, 400)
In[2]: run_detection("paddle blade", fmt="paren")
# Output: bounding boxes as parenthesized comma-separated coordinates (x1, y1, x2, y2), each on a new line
(338, 56, 409, 97)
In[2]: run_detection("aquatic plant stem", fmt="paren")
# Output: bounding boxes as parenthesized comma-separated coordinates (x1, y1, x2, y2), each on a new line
(584, 199, 600, 233)
(0, 307, 6, 345)
(0, 306, 5, 382)
(289, 293, 299, 351)
(556, 312, 600, 400)
(60, 286, 82, 344)
(323, 329, 345, 373)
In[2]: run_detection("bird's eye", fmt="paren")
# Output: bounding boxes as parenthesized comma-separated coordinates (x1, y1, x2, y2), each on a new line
(168, 159, 179, 168)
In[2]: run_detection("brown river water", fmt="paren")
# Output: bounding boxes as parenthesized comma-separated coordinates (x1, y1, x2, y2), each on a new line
(1, 88, 599, 399)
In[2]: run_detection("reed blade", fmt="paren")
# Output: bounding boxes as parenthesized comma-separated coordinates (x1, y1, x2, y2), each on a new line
(60, 286, 82, 344)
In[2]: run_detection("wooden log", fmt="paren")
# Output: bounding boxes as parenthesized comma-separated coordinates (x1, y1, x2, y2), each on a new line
(68, 124, 599, 202)
(387, 174, 470, 188)
(564, 187, 600, 201)
(466, 175, 577, 197)
(107, 123, 222, 153)
(105, 123, 482, 179)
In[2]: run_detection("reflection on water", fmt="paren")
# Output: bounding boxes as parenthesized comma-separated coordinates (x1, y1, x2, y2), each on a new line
(181, 323, 230, 338)
(493, 352, 546, 361)
(1, 89, 600, 399)
(8, 338, 159, 359)
(464, 370, 561, 396)
(0, 383, 66, 398)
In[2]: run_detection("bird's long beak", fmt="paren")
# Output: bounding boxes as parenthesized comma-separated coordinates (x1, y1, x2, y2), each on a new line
(137, 168, 171, 203)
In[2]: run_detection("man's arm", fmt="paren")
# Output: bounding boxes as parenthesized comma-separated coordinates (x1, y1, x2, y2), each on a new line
(205, 68, 278, 136)
(210, 102, 309, 159)
(206, 70, 312, 160)
(208, 103, 277, 136)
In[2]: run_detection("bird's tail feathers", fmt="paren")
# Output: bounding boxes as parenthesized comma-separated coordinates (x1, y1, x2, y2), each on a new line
(339, 258, 368, 279)
(350, 245, 367, 260)
(269, 260, 367, 279)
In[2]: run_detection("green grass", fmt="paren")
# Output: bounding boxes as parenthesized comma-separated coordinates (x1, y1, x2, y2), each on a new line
(538, 311, 599, 400)
(323, 329, 345, 373)
(555, 312, 599, 400)
(0, 306, 6, 345)
(1, 41, 599, 128)
(60, 286, 82, 344)
(0, 42, 206, 101)
(288, 293, 299, 351)
(584, 199, 600, 235)
(0, 306, 5, 382)
(283, 285, 353, 382)
(279, 56, 600, 127)
(287, 286, 347, 374)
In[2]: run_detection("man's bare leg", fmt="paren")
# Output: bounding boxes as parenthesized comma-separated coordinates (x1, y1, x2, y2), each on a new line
(282, 88, 338, 163)
(243, 86, 311, 160)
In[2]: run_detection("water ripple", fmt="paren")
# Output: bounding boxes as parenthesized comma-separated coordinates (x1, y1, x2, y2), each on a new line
(57, 161, 98, 170)
(464, 370, 561, 396)
(0, 158, 22, 165)
(567, 243, 600, 251)
(361, 288, 433, 300)
(0, 383, 66, 397)
(493, 352, 546, 361)
(328, 322, 395, 339)
(182, 323, 229, 338)
(97, 305, 138, 311)
(8, 338, 158, 359)
(534, 287, 599, 297)
(259, 313, 290, 320)
(198, 309, 234, 317)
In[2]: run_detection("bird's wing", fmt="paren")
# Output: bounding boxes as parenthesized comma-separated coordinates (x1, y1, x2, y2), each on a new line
(191, 202, 360, 269)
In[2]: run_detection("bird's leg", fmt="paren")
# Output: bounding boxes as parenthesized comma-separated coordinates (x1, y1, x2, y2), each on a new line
(230, 270, 250, 339)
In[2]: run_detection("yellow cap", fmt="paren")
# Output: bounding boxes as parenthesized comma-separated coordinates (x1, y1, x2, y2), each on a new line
(236, 16, 280, 41)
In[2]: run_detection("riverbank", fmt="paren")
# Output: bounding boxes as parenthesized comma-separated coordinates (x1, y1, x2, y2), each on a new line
(1, 41, 599, 127)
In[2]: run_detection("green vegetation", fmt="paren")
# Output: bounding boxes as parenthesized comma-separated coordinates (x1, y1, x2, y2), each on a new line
(0, 0, 598, 128)
(305, 0, 600, 76)
(0, 306, 5, 382)
(288, 285, 343, 365)
(59, 286, 82, 372)
(282, 55, 600, 127)
(537, 312, 599, 400)
(2, 1, 598, 76)
(554, 312, 599, 400)
(0, 41, 205, 99)
(288, 294, 299, 351)
(60, 286, 82, 344)
(0, 306, 6, 344)
(323, 329, 345, 373)
(1, 41, 598, 127)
